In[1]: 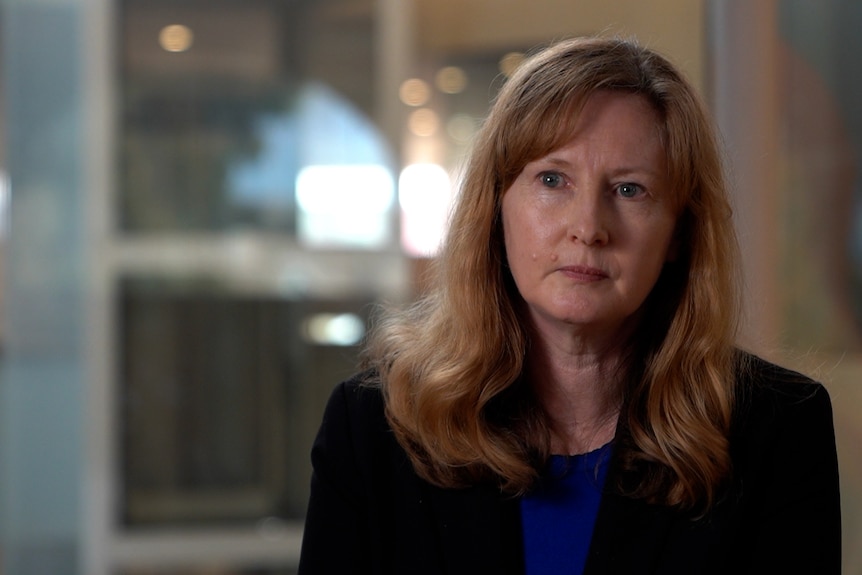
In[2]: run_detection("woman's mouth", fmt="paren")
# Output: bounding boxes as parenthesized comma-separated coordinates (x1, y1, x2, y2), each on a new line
(558, 265, 608, 282)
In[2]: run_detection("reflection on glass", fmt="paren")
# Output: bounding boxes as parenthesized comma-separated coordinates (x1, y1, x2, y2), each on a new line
(399, 163, 452, 256)
(302, 313, 366, 346)
(296, 164, 394, 248)
(226, 113, 299, 230)
(0, 170, 9, 238)
(120, 1, 389, 240)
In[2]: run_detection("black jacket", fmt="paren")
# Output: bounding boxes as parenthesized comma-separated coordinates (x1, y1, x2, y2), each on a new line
(298, 355, 841, 574)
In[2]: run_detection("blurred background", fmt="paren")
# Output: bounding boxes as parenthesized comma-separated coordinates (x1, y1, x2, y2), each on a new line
(0, 0, 859, 573)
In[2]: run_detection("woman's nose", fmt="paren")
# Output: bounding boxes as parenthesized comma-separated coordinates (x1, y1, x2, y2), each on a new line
(567, 192, 609, 246)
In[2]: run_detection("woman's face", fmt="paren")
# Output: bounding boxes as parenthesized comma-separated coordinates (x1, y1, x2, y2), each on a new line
(501, 91, 678, 342)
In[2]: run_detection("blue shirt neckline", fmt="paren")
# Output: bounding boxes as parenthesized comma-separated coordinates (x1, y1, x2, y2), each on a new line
(520, 443, 613, 575)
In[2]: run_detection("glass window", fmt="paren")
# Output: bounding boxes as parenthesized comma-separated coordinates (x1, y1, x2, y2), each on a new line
(113, 0, 403, 542)
(119, 277, 372, 526)
(118, 0, 396, 249)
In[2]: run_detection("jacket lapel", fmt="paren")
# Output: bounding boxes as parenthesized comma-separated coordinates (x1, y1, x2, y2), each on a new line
(427, 482, 524, 575)
(426, 482, 675, 575)
(584, 491, 674, 575)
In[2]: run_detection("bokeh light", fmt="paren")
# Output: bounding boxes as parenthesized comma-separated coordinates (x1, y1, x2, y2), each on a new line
(159, 24, 194, 53)
(399, 78, 431, 106)
(435, 66, 468, 94)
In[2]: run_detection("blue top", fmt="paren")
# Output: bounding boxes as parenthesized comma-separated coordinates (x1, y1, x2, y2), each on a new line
(520, 444, 612, 575)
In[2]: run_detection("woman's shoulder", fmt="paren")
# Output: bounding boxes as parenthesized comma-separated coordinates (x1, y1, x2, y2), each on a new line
(319, 369, 388, 435)
(731, 351, 836, 461)
(734, 351, 832, 414)
(725, 352, 841, 570)
(309, 370, 408, 489)
(330, 369, 385, 402)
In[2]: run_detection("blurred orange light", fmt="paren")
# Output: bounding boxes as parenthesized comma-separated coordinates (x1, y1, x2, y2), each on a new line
(408, 108, 439, 137)
(499, 52, 525, 77)
(399, 78, 431, 107)
(159, 24, 194, 53)
(435, 66, 468, 94)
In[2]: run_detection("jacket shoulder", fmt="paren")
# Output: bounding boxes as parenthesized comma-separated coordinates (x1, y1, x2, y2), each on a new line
(731, 352, 836, 461)
(325, 370, 386, 421)
(734, 352, 833, 425)
(313, 370, 391, 472)
(726, 352, 841, 573)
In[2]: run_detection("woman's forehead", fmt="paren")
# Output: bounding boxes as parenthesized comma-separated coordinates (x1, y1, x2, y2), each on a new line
(509, 92, 666, 166)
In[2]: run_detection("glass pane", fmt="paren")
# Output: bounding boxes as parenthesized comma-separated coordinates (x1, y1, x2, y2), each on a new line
(119, 276, 370, 526)
(118, 0, 396, 248)
(117, 568, 296, 575)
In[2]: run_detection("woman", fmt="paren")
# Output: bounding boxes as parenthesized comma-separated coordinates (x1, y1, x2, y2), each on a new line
(298, 37, 841, 574)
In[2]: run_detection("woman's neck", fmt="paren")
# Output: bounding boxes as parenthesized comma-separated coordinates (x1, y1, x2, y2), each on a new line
(527, 329, 626, 455)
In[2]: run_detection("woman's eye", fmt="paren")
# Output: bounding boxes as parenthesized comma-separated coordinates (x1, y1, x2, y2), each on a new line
(539, 172, 564, 188)
(617, 183, 643, 198)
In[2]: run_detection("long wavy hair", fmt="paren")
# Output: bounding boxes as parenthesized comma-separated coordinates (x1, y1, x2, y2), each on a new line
(364, 36, 741, 511)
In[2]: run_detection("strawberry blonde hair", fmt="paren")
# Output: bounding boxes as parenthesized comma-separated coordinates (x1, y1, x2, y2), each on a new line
(365, 37, 740, 510)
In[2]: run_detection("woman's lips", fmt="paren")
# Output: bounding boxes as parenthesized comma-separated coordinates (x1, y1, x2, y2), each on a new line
(558, 265, 608, 282)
